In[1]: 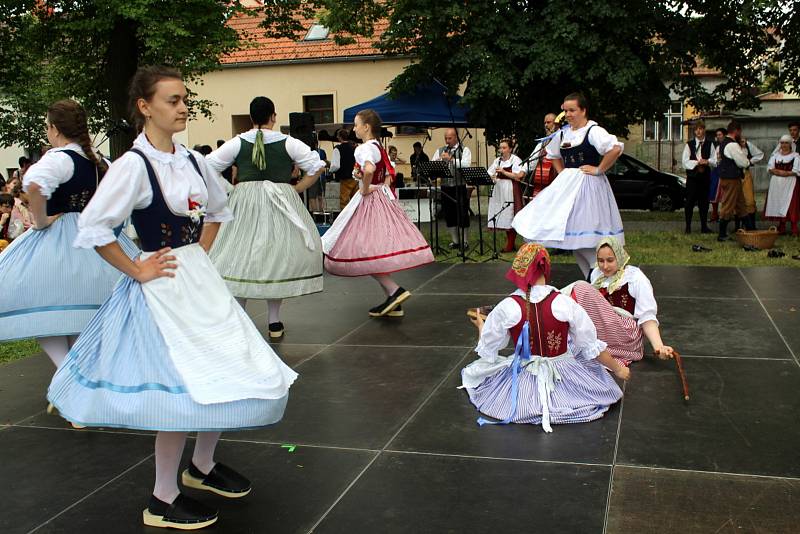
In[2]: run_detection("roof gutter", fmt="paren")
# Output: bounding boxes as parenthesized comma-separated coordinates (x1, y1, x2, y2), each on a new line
(220, 54, 407, 68)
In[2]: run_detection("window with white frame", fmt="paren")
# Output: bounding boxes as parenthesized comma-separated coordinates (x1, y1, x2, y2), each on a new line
(643, 101, 684, 141)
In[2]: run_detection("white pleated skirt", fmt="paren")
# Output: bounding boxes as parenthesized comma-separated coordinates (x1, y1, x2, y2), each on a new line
(487, 179, 515, 230)
(513, 168, 624, 249)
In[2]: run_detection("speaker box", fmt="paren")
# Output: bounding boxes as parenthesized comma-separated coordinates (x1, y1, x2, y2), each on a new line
(289, 112, 316, 147)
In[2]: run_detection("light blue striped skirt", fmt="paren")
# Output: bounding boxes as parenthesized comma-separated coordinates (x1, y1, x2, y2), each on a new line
(465, 356, 622, 426)
(47, 276, 289, 432)
(0, 213, 138, 341)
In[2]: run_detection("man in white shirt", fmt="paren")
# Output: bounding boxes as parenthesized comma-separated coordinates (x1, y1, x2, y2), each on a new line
(432, 128, 472, 248)
(739, 133, 764, 230)
(717, 120, 752, 240)
(681, 120, 717, 233)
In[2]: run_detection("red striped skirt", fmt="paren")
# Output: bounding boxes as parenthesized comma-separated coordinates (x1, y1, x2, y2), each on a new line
(570, 281, 644, 366)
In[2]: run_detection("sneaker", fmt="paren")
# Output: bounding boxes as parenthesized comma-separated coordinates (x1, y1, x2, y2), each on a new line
(143, 494, 218, 530)
(387, 305, 404, 317)
(448, 241, 460, 250)
(182, 463, 252, 499)
(268, 322, 284, 339)
(368, 287, 411, 317)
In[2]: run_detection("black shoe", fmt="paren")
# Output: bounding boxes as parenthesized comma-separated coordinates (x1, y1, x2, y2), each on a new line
(717, 236, 731, 242)
(268, 322, 284, 339)
(143, 494, 218, 530)
(692, 244, 712, 252)
(767, 249, 785, 258)
(182, 462, 252, 498)
(684, 227, 691, 234)
(368, 287, 411, 317)
(742, 244, 760, 252)
(448, 241, 460, 250)
(700, 227, 713, 234)
(387, 305, 404, 317)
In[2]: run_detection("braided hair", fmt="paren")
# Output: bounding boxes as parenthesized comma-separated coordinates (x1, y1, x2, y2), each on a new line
(47, 100, 107, 176)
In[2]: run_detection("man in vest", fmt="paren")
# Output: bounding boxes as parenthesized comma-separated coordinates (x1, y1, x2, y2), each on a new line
(717, 120, 752, 241)
(681, 120, 716, 234)
(432, 128, 472, 249)
(330, 128, 358, 209)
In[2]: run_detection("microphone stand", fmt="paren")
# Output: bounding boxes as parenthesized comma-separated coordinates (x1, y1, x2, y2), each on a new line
(485, 200, 514, 261)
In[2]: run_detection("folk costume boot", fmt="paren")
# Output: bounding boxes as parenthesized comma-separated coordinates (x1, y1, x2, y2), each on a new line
(717, 219, 730, 242)
(503, 230, 517, 252)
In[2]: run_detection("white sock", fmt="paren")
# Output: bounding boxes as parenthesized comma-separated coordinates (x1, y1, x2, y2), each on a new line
(37, 336, 71, 368)
(153, 432, 188, 503)
(573, 248, 596, 278)
(268, 299, 282, 324)
(191, 431, 221, 475)
(448, 227, 460, 243)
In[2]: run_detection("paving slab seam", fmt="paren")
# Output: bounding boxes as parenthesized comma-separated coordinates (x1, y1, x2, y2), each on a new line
(657, 295, 756, 301)
(737, 267, 800, 369)
(26, 453, 155, 534)
(11, 423, 154, 438)
(383, 449, 610, 468)
(217, 437, 381, 454)
(415, 292, 509, 296)
(602, 380, 626, 534)
(409, 263, 458, 292)
(680, 354, 793, 361)
(334, 343, 474, 350)
(11, 409, 47, 427)
(305, 346, 473, 533)
(615, 463, 800, 482)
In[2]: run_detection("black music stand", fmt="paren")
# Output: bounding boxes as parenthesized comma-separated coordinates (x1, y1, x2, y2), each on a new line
(485, 200, 514, 261)
(418, 160, 453, 255)
(460, 167, 493, 257)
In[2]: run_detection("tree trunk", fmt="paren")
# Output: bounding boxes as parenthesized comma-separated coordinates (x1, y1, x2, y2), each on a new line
(105, 17, 140, 159)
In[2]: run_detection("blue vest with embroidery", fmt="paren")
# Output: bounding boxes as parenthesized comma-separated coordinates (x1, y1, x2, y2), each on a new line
(46, 150, 99, 216)
(560, 125, 602, 168)
(129, 149, 205, 252)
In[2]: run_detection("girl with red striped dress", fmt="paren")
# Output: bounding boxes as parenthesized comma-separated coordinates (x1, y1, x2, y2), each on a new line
(567, 237, 674, 366)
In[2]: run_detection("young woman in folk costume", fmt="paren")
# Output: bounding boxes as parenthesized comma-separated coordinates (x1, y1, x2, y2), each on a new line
(322, 109, 434, 317)
(206, 97, 325, 339)
(764, 134, 800, 236)
(512, 92, 624, 278)
(487, 138, 525, 252)
(461, 243, 628, 433)
(567, 237, 674, 367)
(0, 100, 138, 379)
(47, 67, 297, 530)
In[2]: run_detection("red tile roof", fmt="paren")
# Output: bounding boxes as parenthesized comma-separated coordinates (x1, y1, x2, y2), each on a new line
(222, 13, 387, 65)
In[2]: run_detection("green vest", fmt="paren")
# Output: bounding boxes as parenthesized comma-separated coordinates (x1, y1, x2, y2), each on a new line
(235, 138, 294, 183)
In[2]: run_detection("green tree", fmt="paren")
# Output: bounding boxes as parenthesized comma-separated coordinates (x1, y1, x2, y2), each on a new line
(260, 0, 782, 152)
(0, 1, 247, 157)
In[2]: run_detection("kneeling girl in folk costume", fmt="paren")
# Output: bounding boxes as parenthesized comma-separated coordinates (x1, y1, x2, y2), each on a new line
(322, 109, 434, 317)
(461, 243, 628, 433)
(47, 67, 297, 530)
(487, 138, 525, 252)
(566, 237, 674, 367)
(206, 97, 324, 340)
(0, 100, 137, 375)
(512, 92, 624, 278)
(764, 134, 800, 236)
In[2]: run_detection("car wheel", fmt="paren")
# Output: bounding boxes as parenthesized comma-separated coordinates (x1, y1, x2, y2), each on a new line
(649, 190, 675, 212)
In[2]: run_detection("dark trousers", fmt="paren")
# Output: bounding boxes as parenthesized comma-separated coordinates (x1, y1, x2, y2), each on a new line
(441, 185, 471, 228)
(685, 173, 711, 230)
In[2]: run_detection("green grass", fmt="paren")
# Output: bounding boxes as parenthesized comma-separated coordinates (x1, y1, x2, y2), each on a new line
(0, 339, 40, 365)
(424, 225, 800, 268)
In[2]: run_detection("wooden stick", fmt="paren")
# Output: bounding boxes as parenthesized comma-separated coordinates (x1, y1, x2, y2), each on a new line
(655, 349, 690, 401)
(672, 350, 690, 401)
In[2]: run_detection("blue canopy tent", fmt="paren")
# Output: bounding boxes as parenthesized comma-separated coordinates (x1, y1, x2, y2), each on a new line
(342, 83, 470, 126)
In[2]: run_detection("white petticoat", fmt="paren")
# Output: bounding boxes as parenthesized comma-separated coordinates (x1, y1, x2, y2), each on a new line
(512, 168, 624, 249)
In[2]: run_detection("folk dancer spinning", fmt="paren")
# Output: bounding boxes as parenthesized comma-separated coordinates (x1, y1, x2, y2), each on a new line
(512, 92, 624, 278)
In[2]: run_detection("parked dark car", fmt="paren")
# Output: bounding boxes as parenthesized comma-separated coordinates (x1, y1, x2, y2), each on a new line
(606, 153, 686, 211)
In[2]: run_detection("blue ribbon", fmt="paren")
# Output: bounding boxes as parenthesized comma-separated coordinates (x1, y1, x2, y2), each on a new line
(477, 321, 531, 426)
